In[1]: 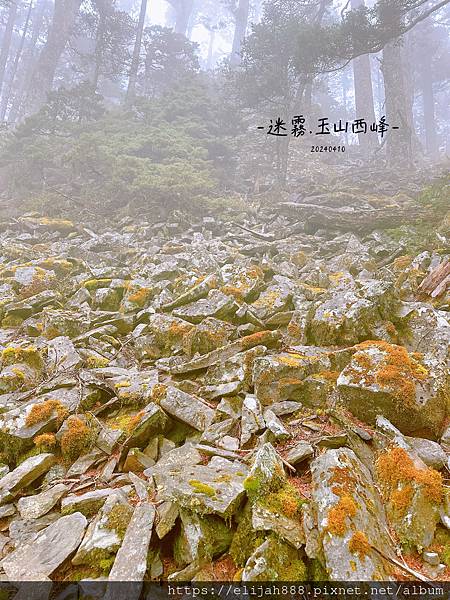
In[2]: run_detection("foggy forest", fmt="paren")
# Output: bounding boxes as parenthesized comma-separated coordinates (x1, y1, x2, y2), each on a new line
(0, 0, 449, 589)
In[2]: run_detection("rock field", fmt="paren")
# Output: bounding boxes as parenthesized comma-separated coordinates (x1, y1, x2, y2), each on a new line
(0, 187, 448, 585)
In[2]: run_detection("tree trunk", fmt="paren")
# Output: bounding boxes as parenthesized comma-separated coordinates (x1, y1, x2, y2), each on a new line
(420, 54, 437, 157)
(174, 0, 194, 36)
(25, 0, 82, 113)
(382, 38, 416, 165)
(342, 69, 349, 146)
(185, 1, 197, 39)
(8, 0, 47, 123)
(230, 0, 250, 66)
(0, 0, 33, 121)
(418, 24, 437, 157)
(92, 0, 110, 90)
(375, 60, 383, 115)
(126, 0, 147, 103)
(206, 28, 215, 70)
(0, 0, 19, 98)
(350, 0, 378, 154)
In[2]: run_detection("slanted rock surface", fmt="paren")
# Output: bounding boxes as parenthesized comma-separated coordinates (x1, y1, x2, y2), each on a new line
(310, 448, 395, 580)
(1, 513, 87, 579)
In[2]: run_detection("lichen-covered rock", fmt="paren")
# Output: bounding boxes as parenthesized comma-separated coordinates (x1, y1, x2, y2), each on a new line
(310, 448, 395, 580)
(46, 336, 81, 373)
(105, 502, 155, 582)
(174, 509, 233, 567)
(0, 454, 55, 505)
(241, 536, 307, 581)
(120, 279, 154, 312)
(243, 443, 306, 548)
(0, 343, 43, 393)
(375, 445, 443, 548)
(308, 280, 396, 345)
(286, 442, 314, 466)
(182, 317, 235, 357)
(397, 302, 450, 364)
(123, 448, 155, 472)
(253, 350, 330, 405)
(172, 289, 236, 324)
(166, 330, 281, 375)
(145, 442, 202, 476)
(0, 387, 79, 462)
(251, 502, 305, 549)
(17, 483, 68, 520)
(156, 501, 179, 539)
(158, 386, 214, 431)
(202, 345, 266, 398)
(240, 394, 265, 447)
(137, 314, 193, 358)
(107, 369, 159, 404)
(263, 409, 290, 441)
(250, 280, 293, 322)
(404, 437, 447, 470)
(337, 341, 446, 438)
(152, 456, 248, 518)
(220, 264, 264, 302)
(1, 512, 86, 579)
(72, 492, 132, 566)
(61, 487, 121, 517)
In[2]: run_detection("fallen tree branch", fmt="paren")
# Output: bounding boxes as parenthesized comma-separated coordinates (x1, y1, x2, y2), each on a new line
(370, 545, 430, 583)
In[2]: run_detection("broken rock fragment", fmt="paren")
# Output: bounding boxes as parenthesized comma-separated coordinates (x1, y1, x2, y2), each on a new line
(310, 448, 395, 580)
(1, 512, 87, 579)
(337, 341, 446, 437)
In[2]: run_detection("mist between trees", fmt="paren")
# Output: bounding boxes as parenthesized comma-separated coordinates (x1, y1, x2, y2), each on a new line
(0, 0, 449, 214)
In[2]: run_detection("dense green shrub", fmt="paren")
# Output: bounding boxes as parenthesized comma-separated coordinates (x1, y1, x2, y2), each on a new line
(0, 79, 235, 216)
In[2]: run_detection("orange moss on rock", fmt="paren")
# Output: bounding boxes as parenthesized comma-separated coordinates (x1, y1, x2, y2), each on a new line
(391, 485, 414, 514)
(351, 341, 429, 406)
(167, 320, 192, 339)
(60, 417, 94, 462)
(314, 370, 340, 382)
(25, 399, 68, 428)
(240, 330, 277, 350)
(349, 531, 371, 560)
(33, 433, 57, 450)
(354, 353, 373, 370)
(124, 410, 145, 434)
(151, 383, 168, 404)
(329, 466, 358, 498)
(127, 287, 152, 307)
(385, 321, 398, 339)
(376, 447, 443, 505)
(326, 494, 357, 536)
(393, 255, 412, 271)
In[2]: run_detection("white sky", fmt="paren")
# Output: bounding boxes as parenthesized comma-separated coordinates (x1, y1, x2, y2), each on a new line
(147, 0, 167, 26)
